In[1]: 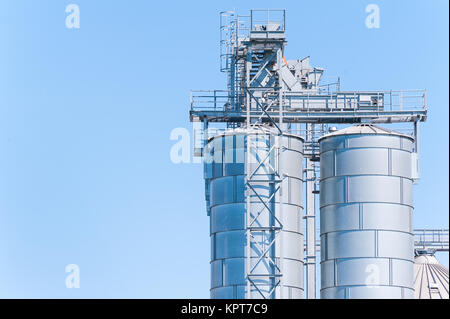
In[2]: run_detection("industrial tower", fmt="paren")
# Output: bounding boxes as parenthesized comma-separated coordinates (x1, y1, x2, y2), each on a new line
(189, 9, 447, 299)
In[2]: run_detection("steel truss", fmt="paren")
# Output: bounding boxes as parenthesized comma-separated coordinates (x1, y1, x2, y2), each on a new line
(243, 12, 286, 298)
(245, 130, 284, 298)
(414, 229, 449, 254)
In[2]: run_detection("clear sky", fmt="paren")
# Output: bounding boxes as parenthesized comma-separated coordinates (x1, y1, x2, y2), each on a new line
(0, 0, 448, 298)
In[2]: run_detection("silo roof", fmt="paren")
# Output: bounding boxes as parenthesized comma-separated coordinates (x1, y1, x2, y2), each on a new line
(414, 254, 449, 299)
(319, 124, 414, 141)
(207, 125, 304, 143)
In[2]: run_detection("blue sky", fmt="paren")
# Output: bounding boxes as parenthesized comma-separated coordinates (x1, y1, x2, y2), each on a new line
(0, 0, 448, 298)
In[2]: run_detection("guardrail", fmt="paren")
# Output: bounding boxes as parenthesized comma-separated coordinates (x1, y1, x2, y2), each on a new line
(250, 9, 285, 32)
(414, 229, 449, 251)
(190, 90, 230, 111)
(190, 89, 426, 114)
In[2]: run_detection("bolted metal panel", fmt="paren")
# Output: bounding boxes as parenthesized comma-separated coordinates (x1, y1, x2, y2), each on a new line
(319, 125, 415, 299)
(205, 128, 304, 299)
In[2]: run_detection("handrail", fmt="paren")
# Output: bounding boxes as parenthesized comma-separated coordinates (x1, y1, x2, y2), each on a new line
(414, 229, 449, 251)
(190, 89, 427, 113)
(250, 9, 285, 32)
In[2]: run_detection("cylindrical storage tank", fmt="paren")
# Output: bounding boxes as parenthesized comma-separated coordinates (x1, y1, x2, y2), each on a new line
(204, 127, 304, 299)
(414, 252, 449, 299)
(319, 125, 415, 299)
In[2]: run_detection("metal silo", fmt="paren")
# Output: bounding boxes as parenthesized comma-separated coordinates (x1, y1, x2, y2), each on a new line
(414, 252, 449, 299)
(204, 126, 304, 299)
(319, 124, 415, 299)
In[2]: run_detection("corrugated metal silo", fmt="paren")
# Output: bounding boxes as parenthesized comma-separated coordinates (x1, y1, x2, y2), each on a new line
(204, 127, 304, 299)
(319, 124, 415, 299)
(414, 253, 449, 299)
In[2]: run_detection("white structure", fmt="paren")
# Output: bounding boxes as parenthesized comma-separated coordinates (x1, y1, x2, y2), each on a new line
(414, 253, 449, 299)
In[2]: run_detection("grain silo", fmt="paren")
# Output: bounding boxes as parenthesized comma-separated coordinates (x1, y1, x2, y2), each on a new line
(414, 252, 449, 299)
(319, 124, 415, 299)
(204, 126, 304, 299)
(189, 9, 431, 299)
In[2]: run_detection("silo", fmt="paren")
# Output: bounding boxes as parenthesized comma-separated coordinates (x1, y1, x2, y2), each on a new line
(204, 126, 304, 299)
(414, 252, 449, 299)
(319, 124, 415, 299)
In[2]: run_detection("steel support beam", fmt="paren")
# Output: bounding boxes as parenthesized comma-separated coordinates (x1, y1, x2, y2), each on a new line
(190, 110, 427, 124)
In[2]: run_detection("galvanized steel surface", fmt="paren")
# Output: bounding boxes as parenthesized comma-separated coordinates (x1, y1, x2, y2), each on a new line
(204, 128, 304, 298)
(414, 254, 449, 299)
(319, 125, 415, 299)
